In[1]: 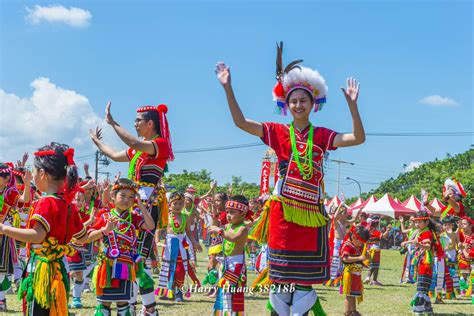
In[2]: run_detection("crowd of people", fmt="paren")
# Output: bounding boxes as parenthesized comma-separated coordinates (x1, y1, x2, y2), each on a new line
(0, 42, 471, 316)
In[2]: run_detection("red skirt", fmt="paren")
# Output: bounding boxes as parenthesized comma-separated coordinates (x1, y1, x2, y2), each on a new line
(267, 201, 329, 284)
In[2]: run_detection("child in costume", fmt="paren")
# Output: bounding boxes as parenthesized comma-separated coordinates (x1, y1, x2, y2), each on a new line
(442, 215, 460, 297)
(399, 216, 418, 284)
(91, 102, 173, 316)
(328, 204, 362, 287)
(156, 192, 202, 302)
(68, 188, 97, 308)
(428, 220, 453, 303)
(88, 178, 155, 316)
(340, 225, 370, 316)
(205, 192, 228, 297)
(364, 217, 385, 286)
(0, 162, 32, 310)
(208, 195, 250, 315)
(0, 143, 87, 315)
(216, 41, 365, 315)
(458, 216, 473, 303)
(404, 211, 444, 315)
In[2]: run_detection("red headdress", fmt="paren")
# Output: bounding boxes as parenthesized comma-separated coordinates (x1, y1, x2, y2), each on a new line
(137, 104, 174, 161)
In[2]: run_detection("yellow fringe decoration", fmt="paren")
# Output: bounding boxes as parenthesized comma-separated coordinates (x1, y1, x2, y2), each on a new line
(10, 209, 21, 228)
(251, 266, 271, 289)
(280, 197, 328, 228)
(466, 270, 474, 297)
(208, 243, 223, 256)
(32, 237, 76, 316)
(249, 198, 274, 244)
(341, 264, 363, 304)
(158, 188, 169, 229)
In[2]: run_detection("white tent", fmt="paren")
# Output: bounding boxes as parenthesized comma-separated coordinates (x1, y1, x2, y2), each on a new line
(363, 193, 416, 218)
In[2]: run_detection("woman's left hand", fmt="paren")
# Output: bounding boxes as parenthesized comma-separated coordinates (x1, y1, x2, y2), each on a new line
(341, 77, 360, 105)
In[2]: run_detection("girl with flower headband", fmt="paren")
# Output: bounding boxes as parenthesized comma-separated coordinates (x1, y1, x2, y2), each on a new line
(156, 192, 202, 302)
(0, 142, 88, 315)
(208, 195, 250, 316)
(216, 42, 365, 315)
(457, 216, 474, 303)
(402, 210, 445, 315)
(441, 215, 461, 297)
(90, 101, 173, 316)
(0, 162, 32, 310)
(87, 178, 155, 316)
(363, 217, 386, 286)
(67, 187, 99, 309)
(339, 225, 370, 316)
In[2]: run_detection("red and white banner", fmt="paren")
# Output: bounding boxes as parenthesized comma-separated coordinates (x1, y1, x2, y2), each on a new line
(260, 160, 271, 196)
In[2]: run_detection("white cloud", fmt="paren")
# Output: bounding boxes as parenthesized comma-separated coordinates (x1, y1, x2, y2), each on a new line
(404, 161, 422, 173)
(419, 95, 458, 107)
(26, 5, 92, 28)
(0, 78, 120, 166)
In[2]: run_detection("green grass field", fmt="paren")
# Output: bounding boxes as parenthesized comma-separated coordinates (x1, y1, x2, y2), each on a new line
(3, 249, 473, 315)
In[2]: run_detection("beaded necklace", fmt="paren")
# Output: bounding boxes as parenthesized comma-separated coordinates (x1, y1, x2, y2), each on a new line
(289, 122, 314, 180)
(170, 213, 186, 234)
(111, 208, 132, 235)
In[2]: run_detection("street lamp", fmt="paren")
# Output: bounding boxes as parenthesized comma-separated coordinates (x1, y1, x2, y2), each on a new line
(346, 176, 361, 197)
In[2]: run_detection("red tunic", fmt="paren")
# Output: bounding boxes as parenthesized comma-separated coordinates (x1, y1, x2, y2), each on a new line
(417, 229, 434, 275)
(261, 122, 338, 284)
(0, 187, 20, 223)
(126, 137, 170, 184)
(28, 195, 87, 244)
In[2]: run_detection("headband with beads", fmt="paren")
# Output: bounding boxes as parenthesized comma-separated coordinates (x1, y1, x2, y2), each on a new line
(112, 182, 138, 194)
(226, 200, 249, 213)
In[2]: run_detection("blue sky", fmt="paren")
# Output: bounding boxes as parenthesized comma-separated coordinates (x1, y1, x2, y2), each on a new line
(1, 0, 472, 198)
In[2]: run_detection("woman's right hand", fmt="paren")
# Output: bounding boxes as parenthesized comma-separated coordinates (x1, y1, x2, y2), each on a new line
(215, 62, 231, 86)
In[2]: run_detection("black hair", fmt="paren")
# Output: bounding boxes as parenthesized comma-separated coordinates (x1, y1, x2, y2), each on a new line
(0, 163, 11, 178)
(228, 194, 249, 207)
(34, 142, 78, 192)
(286, 88, 314, 104)
(169, 191, 185, 201)
(141, 110, 162, 136)
(415, 210, 436, 231)
(354, 225, 370, 242)
(215, 192, 228, 202)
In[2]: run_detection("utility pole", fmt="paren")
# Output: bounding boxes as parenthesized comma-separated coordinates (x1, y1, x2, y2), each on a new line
(95, 150, 111, 182)
(328, 159, 354, 196)
(95, 151, 99, 182)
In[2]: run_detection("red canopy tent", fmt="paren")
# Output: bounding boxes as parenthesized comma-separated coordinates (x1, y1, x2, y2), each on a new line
(402, 195, 422, 212)
(349, 197, 365, 209)
(348, 195, 377, 215)
(363, 193, 416, 218)
(327, 195, 342, 209)
(430, 197, 445, 210)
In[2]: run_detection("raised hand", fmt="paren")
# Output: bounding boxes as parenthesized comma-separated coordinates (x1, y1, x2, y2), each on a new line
(215, 62, 231, 86)
(84, 163, 89, 173)
(341, 77, 360, 105)
(104, 217, 118, 234)
(89, 127, 103, 142)
(105, 101, 116, 125)
(22, 170, 32, 184)
(398, 216, 404, 223)
(22, 152, 29, 166)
